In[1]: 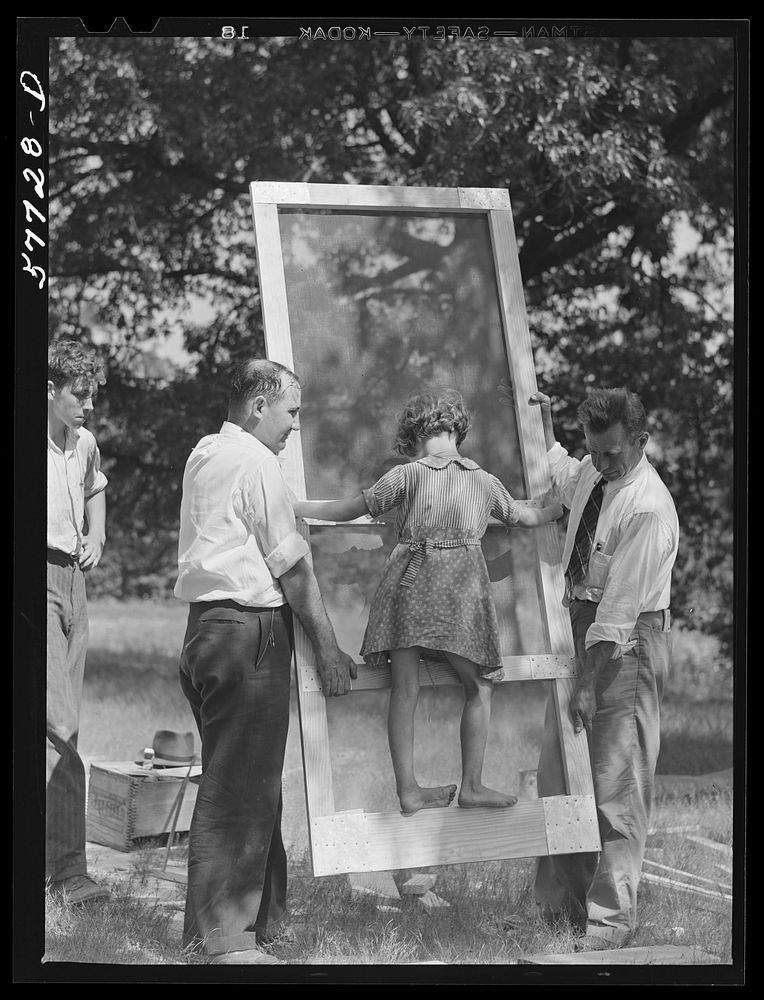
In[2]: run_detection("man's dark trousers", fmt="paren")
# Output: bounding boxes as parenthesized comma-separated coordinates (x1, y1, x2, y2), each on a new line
(179, 600, 293, 956)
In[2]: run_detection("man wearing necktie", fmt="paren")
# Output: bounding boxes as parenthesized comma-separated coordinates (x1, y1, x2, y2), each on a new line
(528, 387, 679, 950)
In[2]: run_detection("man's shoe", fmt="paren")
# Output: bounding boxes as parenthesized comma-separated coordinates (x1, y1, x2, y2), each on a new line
(210, 949, 285, 965)
(49, 874, 112, 906)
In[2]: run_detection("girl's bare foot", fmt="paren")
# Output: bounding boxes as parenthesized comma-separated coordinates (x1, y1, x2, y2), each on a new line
(458, 785, 517, 809)
(399, 784, 458, 816)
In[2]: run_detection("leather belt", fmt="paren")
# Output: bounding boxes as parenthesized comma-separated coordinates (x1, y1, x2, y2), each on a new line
(570, 599, 670, 630)
(47, 548, 78, 567)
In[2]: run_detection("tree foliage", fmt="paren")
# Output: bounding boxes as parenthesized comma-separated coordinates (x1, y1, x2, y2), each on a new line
(48, 33, 737, 650)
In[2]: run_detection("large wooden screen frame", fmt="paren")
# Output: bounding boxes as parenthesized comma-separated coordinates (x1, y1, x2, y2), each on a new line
(249, 181, 600, 876)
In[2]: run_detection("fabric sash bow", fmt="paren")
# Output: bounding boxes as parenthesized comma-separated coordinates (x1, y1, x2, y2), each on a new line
(400, 535, 481, 587)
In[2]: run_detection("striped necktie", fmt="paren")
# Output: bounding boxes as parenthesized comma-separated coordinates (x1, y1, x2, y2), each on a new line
(565, 477, 605, 599)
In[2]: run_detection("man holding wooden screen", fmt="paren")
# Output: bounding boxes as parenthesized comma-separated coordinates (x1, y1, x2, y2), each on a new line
(174, 357, 356, 965)
(527, 387, 679, 950)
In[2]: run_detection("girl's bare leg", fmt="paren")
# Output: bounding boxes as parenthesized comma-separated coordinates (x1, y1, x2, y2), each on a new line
(388, 648, 457, 816)
(445, 651, 517, 808)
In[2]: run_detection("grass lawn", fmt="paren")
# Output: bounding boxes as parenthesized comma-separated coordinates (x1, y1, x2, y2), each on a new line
(38, 599, 738, 973)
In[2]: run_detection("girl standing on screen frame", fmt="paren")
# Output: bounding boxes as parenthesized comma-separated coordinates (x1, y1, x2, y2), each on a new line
(293, 389, 562, 817)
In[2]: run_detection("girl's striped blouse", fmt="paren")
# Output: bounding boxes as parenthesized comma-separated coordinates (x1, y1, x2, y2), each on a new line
(362, 455, 520, 536)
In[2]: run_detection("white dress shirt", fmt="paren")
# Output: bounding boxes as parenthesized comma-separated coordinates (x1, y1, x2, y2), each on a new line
(47, 425, 108, 556)
(174, 422, 310, 607)
(548, 442, 679, 654)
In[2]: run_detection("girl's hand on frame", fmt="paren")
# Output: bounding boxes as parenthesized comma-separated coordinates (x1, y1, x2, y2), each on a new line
(498, 381, 553, 413)
(528, 390, 553, 410)
(545, 501, 565, 522)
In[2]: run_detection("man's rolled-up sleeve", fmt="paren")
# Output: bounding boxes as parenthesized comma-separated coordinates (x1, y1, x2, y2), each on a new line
(264, 531, 311, 579)
(83, 440, 108, 498)
(547, 442, 583, 509)
(247, 459, 310, 579)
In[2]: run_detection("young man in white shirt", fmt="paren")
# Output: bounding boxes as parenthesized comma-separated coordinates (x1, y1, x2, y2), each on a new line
(528, 387, 679, 949)
(175, 358, 357, 965)
(47, 340, 111, 905)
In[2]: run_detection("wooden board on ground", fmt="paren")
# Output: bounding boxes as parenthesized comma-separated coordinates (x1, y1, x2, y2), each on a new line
(519, 944, 724, 965)
(641, 871, 732, 902)
(417, 890, 450, 912)
(685, 834, 733, 857)
(147, 866, 188, 885)
(348, 870, 400, 903)
(642, 858, 732, 893)
(400, 873, 439, 895)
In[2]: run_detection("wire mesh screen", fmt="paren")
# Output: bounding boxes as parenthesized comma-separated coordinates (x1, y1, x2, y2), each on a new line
(278, 208, 546, 656)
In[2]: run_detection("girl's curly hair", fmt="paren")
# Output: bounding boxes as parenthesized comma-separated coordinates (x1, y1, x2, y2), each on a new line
(48, 339, 106, 396)
(394, 389, 471, 457)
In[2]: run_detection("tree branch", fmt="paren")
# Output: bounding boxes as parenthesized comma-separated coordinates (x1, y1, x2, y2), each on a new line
(51, 262, 253, 288)
(52, 136, 249, 197)
(520, 204, 634, 280)
(662, 86, 732, 154)
(363, 105, 413, 160)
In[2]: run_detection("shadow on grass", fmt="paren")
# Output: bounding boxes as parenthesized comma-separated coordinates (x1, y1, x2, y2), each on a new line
(657, 698, 733, 775)
(657, 733, 733, 776)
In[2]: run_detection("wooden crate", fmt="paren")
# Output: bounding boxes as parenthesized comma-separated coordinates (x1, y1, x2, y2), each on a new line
(86, 761, 201, 852)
